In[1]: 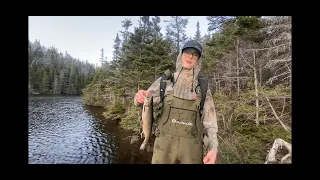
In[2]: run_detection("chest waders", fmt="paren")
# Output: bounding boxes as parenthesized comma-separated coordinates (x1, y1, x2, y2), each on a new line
(151, 92, 204, 164)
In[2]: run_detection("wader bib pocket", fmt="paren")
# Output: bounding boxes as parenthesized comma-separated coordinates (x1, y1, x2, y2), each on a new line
(158, 94, 203, 140)
(162, 107, 199, 139)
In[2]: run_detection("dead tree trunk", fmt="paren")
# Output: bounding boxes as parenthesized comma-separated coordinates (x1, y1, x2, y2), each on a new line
(259, 64, 262, 87)
(217, 74, 221, 91)
(240, 49, 259, 126)
(253, 50, 260, 126)
(265, 138, 291, 164)
(236, 38, 240, 95)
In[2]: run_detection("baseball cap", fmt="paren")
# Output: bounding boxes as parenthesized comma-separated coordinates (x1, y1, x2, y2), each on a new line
(182, 40, 203, 58)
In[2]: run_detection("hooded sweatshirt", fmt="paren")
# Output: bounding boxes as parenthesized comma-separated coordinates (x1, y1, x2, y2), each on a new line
(134, 51, 219, 152)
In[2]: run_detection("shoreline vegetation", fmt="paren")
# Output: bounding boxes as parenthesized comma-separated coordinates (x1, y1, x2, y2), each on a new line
(30, 16, 292, 164)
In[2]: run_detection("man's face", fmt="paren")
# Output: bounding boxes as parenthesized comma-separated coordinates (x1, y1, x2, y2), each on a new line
(181, 48, 200, 70)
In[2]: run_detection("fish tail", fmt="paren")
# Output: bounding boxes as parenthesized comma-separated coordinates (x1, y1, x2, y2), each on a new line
(140, 143, 146, 150)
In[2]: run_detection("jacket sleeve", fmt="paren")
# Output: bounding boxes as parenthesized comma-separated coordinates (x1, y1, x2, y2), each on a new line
(202, 88, 219, 152)
(134, 77, 162, 107)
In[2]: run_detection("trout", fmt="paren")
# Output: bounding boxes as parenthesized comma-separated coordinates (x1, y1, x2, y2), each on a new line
(140, 95, 154, 150)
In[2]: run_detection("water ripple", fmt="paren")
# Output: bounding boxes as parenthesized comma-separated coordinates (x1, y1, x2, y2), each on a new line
(28, 96, 119, 164)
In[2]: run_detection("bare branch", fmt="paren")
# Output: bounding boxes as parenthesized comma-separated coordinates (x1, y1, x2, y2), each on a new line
(262, 93, 290, 132)
(263, 71, 291, 87)
(212, 76, 252, 80)
(244, 43, 290, 53)
(264, 57, 291, 68)
(261, 32, 291, 47)
(239, 49, 254, 68)
(273, 64, 290, 77)
(280, 75, 291, 83)
(281, 153, 291, 164)
(280, 97, 286, 117)
(285, 62, 291, 73)
(263, 16, 291, 26)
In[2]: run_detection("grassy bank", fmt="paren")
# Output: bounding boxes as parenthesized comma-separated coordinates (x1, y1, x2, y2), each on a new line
(213, 86, 291, 164)
(87, 85, 291, 164)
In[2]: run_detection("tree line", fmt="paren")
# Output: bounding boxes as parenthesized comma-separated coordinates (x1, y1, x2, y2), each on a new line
(28, 39, 96, 95)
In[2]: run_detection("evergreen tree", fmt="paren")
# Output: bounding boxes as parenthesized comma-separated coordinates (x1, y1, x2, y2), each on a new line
(194, 21, 202, 42)
(40, 68, 49, 93)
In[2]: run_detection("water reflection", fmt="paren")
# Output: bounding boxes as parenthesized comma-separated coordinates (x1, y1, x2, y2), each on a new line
(29, 95, 153, 164)
(30, 96, 119, 164)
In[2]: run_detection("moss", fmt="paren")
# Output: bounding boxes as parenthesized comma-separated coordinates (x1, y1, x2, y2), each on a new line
(102, 103, 125, 121)
(119, 105, 141, 132)
(119, 115, 141, 132)
(82, 83, 106, 107)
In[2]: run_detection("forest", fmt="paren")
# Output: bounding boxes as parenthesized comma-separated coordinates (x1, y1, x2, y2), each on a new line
(28, 39, 96, 95)
(29, 16, 292, 164)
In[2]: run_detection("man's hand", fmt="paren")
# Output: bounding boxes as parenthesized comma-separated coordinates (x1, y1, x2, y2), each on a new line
(135, 90, 150, 104)
(203, 150, 217, 164)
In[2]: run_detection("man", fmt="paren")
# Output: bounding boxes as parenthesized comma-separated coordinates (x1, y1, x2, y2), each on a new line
(134, 40, 219, 164)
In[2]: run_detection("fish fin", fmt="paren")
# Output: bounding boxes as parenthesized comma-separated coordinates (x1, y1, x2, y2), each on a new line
(140, 143, 146, 150)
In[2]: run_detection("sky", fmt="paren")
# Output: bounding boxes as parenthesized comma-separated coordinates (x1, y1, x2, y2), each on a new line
(29, 16, 210, 66)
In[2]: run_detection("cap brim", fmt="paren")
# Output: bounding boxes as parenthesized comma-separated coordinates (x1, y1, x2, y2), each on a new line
(182, 46, 202, 57)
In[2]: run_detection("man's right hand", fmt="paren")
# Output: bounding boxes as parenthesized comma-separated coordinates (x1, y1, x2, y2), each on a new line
(135, 90, 150, 104)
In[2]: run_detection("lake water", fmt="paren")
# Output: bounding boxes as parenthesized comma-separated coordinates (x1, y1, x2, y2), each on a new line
(28, 95, 152, 164)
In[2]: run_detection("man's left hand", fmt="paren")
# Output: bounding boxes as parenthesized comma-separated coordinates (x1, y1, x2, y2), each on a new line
(203, 150, 217, 164)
